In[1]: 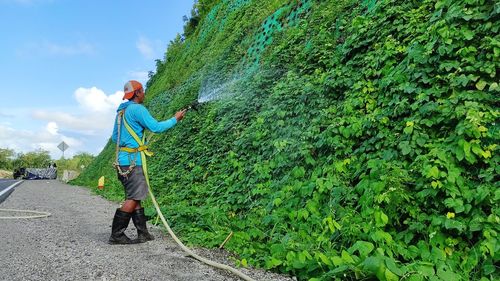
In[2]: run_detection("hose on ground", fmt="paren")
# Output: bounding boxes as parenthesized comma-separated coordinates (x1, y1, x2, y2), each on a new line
(141, 151, 255, 281)
(0, 180, 52, 219)
(0, 208, 51, 219)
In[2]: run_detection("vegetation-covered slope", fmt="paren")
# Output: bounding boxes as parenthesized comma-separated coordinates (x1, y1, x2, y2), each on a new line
(73, 0, 499, 280)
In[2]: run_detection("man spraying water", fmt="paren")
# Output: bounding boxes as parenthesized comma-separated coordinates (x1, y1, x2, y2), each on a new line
(109, 80, 186, 244)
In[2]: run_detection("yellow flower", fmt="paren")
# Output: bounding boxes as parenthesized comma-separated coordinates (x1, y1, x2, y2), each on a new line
(447, 212, 455, 219)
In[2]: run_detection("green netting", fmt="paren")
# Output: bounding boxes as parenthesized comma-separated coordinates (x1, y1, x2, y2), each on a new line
(198, 0, 252, 43)
(362, 0, 378, 13)
(224, 0, 251, 13)
(197, 4, 222, 43)
(244, 0, 313, 66)
(195, 0, 314, 75)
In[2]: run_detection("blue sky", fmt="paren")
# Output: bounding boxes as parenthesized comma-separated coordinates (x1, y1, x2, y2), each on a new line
(0, 0, 194, 159)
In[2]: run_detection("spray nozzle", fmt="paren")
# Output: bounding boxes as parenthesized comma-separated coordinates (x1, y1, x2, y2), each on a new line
(186, 100, 200, 112)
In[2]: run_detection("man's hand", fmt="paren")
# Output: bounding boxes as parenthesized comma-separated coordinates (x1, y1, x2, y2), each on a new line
(175, 109, 187, 121)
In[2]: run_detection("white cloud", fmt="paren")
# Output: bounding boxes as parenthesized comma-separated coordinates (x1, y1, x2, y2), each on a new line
(32, 87, 123, 135)
(0, 122, 79, 158)
(136, 36, 155, 59)
(74, 87, 122, 113)
(18, 40, 95, 57)
(31, 110, 101, 134)
(46, 121, 58, 135)
(0, 86, 125, 158)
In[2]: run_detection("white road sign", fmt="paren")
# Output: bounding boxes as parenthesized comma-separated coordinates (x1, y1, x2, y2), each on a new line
(57, 141, 69, 152)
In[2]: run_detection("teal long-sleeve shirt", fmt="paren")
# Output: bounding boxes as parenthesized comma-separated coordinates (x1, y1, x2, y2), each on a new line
(111, 101, 177, 166)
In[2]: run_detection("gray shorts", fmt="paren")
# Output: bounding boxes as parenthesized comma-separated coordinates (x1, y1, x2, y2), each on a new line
(117, 166, 148, 201)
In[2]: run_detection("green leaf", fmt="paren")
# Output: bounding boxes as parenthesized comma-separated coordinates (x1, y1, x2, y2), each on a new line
(483, 263, 496, 275)
(416, 136, 427, 146)
(428, 166, 440, 178)
(455, 145, 464, 160)
(489, 82, 499, 91)
(331, 255, 343, 266)
(362, 256, 385, 275)
(292, 166, 305, 178)
(475, 80, 487, 90)
(349, 241, 375, 257)
(385, 258, 404, 276)
(385, 268, 399, 281)
(462, 28, 474, 40)
(375, 210, 389, 227)
(341, 250, 355, 264)
(406, 275, 425, 281)
(437, 269, 461, 281)
(462, 140, 471, 156)
(445, 219, 465, 231)
(273, 197, 282, 206)
(471, 143, 484, 157)
(417, 264, 435, 276)
(399, 141, 411, 155)
(404, 126, 414, 135)
(371, 230, 393, 243)
(316, 252, 331, 266)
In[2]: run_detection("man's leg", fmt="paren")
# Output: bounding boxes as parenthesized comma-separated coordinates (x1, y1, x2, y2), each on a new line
(120, 199, 140, 212)
(108, 206, 134, 244)
(131, 200, 154, 243)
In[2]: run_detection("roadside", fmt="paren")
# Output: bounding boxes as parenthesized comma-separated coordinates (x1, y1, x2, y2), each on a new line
(0, 169, 13, 179)
(0, 179, 21, 205)
(0, 180, 294, 281)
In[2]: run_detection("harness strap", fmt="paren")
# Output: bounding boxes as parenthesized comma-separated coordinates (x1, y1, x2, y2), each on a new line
(113, 110, 124, 166)
(113, 109, 153, 176)
(119, 145, 150, 153)
(121, 114, 153, 157)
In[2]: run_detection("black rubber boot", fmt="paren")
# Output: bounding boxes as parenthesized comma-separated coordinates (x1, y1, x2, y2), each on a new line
(131, 208, 155, 243)
(108, 208, 134, 245)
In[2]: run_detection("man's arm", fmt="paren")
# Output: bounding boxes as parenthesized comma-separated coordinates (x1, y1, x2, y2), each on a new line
(136, 105, 185, 133)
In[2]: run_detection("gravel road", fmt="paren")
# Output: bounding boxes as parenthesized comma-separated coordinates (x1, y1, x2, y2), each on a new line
(0, 180, 294, 281)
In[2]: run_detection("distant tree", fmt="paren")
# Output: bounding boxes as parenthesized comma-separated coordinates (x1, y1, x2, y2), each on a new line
(195, 0, 219, 19)
(12, 149, 51, 169)
(182, 4, 201, 37)
(0, 148, 14, 170)
(75, 152, 95, 170)
(55, 152, 95, 173)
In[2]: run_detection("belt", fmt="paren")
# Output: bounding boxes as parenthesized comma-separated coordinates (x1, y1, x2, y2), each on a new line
(119, 146, 153, 156)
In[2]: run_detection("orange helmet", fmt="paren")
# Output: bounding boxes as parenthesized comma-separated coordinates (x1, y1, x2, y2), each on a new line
(123, 80, 143, 100)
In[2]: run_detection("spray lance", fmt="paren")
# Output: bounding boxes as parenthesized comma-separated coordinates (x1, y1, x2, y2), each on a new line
(184, 99, 201, 112)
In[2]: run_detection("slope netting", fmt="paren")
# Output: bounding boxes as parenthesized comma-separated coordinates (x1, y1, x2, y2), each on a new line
(197, 4, 221, 44)
(197, 0, 313, 64)
(225, 0, 251, 13)
(244, 0, 312, 66)
(197, 0, 251, 44)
